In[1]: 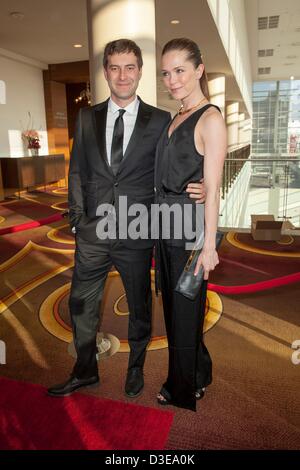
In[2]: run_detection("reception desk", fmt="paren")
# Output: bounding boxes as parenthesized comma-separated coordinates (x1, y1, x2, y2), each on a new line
(0, 154, 65, 195)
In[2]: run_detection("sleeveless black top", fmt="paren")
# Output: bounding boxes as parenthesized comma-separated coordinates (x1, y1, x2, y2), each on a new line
(155, 104, 220, 246)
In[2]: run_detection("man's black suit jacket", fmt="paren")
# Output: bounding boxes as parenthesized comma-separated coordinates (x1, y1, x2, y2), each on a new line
(68, 97, 171, 248)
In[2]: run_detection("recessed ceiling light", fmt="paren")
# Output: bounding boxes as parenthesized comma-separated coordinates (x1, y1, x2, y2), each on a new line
(171, 19, 180, 25)
(290, 76, 295, 80)
(9, 11, 24, 20)
(73, 44, 83, 48)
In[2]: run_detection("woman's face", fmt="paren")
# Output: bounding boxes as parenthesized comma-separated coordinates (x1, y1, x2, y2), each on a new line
(161, 49, 204, 101)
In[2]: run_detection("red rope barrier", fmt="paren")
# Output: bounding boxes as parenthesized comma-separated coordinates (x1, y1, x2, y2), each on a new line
(1, 219, 299, 296)
(0, 213, 63, 236)
(208, 271, 300, 294)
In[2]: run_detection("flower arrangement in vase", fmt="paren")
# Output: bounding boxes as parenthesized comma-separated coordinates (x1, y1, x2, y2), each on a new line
(21, 112, 41, 156)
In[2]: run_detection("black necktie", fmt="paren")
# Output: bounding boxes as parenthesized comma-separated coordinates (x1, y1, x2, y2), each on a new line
(111, 109, 126, 175)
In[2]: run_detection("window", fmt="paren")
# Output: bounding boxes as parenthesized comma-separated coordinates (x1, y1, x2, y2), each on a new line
(252, 80, 300, 154)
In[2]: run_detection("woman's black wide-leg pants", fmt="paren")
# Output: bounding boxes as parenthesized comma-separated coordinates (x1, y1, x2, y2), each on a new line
(159, 240, 212, 411)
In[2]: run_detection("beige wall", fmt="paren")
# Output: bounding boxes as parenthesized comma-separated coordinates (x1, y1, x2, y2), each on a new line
(0, 50, 48, 158)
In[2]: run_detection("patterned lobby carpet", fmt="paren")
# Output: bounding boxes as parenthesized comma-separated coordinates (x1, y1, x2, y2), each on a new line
(0, 200, 61, 229)
(0, 190, 300, 449)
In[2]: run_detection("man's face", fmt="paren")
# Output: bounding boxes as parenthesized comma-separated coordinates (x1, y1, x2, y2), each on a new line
(104, 52, 142, 103)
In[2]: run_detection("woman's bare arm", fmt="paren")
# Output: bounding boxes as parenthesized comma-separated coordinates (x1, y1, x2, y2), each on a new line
(194, 110, 227, 278)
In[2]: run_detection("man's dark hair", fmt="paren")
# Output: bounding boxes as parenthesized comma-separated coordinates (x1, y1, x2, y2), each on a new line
(103, 39, 143, 69)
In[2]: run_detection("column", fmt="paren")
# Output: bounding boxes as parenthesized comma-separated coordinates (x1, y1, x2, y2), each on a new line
(239, 113, 252, 147)
(87, 0, 157, 105)
(243, 118, 252, 146)
(226, 101, 239, 150)
(238, 113, 245, 146)
(207, 73, 225, 117)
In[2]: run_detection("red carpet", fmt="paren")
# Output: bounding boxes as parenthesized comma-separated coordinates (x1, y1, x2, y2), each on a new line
(0, 376, 173, 450)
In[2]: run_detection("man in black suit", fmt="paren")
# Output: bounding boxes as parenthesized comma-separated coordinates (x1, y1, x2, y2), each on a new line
(48, 39, 204, 398)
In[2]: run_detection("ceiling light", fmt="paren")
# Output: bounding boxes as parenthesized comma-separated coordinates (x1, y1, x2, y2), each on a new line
(9, 11, 24, 20)
(171, 20, 180, 24)
(290, 76, 295, 80)
(73, 44, 83, 48)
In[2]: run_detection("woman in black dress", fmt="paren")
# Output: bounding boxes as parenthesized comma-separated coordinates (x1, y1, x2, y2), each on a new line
(156, 38, 227, 411)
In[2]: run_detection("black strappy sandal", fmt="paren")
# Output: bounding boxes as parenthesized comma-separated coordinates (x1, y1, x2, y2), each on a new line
(195, 387, 205, 400)
(157, 386, 206, 404)
(157, 386, 172, 406)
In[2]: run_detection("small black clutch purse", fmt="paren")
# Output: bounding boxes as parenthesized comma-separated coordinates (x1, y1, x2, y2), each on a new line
(174, 231, 224, 300)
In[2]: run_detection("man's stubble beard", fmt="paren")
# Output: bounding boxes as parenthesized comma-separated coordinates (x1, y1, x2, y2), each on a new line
(110, 82, 140, 102)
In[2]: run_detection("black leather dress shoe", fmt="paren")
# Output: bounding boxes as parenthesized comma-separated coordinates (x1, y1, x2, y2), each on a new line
(47, 375, 99, 397)
(125, 368, 144, 398)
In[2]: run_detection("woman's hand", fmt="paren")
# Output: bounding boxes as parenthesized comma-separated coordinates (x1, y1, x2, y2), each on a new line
(194, 247, 219, 280)
(186, 178, 206, 203)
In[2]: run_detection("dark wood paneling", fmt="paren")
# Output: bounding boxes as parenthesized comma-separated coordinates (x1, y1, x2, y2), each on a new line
(48, 61, 89, 84)
(0, 155, 65, 190)
(43, 72, 70, 180)
(43, 61, 90, 181)
(66, 83, 90, 139)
